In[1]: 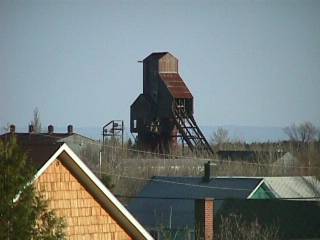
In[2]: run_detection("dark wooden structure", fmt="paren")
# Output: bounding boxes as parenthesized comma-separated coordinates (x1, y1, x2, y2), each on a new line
(130, 52, 213, 155)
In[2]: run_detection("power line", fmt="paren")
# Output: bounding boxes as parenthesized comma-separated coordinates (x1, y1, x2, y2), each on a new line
(99, 172, 254, 191)
(94, 170, 320, 196)
(74, 139, 320, 170)
(95, 171, 258, 192)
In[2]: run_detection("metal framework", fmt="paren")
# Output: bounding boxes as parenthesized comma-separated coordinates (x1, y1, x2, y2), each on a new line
(102, 120, 124, 148)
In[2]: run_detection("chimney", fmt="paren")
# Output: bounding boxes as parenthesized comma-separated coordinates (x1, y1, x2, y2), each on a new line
(203, 161, 215, 182)
(195, 198, 214, 240)
(29, 124, 34, 133)
(9, 124, 15, 133)
(67, 125, 73, 135)
(48, 125, 54, 134)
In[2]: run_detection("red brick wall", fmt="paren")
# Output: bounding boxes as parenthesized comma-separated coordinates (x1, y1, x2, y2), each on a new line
(195, 198, 214, 240)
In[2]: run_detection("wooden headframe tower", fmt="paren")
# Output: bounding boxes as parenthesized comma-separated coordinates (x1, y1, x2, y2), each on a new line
(130, 52, 213, 155)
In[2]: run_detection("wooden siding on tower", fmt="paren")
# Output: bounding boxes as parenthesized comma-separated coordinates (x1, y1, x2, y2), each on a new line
(158, 54, 178, 73)
(36, 158, 132, 240)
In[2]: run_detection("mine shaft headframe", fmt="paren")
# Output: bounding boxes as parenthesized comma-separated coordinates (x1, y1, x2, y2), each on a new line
(130, 52, 214, 156)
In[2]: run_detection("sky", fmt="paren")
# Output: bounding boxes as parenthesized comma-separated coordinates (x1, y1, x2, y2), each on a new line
(1, 0, 320, 133)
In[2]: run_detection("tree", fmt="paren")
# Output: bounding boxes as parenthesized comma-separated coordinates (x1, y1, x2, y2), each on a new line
(211, 127, 230, 146)
(101, 174, 115, 191)
(30, 107, 42, 133)
(284, 122, 318, 143)
(1, 122, 10, 134)
(0, 137, 66, 239)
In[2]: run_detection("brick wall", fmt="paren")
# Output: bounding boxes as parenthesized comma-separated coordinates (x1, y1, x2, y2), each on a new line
(195, 198, 214, 240)
(36, 159, 132, 240)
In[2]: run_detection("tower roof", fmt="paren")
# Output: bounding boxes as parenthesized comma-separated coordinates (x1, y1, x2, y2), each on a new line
(143, 52, 169, 61)
(159, 73, 193, 99)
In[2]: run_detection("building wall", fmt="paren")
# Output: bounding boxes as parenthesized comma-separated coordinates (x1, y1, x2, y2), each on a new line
(250, 183, 275, 199)
(195, 198, 214, 240)
(143, 59, 159, 103)
(57, 135, 98, 158)
(36, 159, 132, 240)
(157, 79, 173, 118)
(158, 54, 178, 73)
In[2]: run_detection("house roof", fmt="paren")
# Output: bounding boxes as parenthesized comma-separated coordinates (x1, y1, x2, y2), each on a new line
(128, 176, 262, 229)
(263, 176, 320, 199)
(33, 144, 153, 240)
(0, 133, 63, 169)
(1, 132, 67, 144)
(0, 132, 95, 145)
(159, 73, 193, 99)
(1, 132, 100, 172)
(273, 152, 298, 167)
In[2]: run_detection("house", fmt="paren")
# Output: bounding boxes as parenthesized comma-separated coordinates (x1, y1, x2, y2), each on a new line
(2, 124, 98, 153)
(128, 162, 320, 239)
(128, 176, 264, 239)
(1, 124, 100, 167)
(128, 162, 265, 239)
(1, 133, 153, 240)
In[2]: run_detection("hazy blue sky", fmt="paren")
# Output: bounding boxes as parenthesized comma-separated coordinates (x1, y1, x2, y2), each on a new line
(1, 0, 319, 131)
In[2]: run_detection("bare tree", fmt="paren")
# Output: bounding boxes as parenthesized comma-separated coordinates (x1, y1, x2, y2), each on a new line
(211, 127, 230, 146)
(30, 107, 42, 133)
(1, 122, 10, 133)
(284, 122, 318, 143)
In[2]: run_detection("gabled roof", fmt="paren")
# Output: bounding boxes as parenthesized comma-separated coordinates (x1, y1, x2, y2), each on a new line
(273, 152, 298, 167)
(128, 176, 262, 229)
(263, 176, 320, 199)
(159, 73, 193, 99)
(32, 144, 153, 240)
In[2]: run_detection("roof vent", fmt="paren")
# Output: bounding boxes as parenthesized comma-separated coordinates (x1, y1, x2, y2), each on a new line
(48, 125, 54, 134)
(29, 124, 34, 133)
(203, 161, 215, 182)
(9, 124, 15, 133)
(67, 125, 73, 135)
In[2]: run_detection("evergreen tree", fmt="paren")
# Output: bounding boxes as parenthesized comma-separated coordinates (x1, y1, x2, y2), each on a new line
(0, 137, 66, 240)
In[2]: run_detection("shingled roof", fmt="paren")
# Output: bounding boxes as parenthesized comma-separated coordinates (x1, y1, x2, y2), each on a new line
(128, 176, 262, 229)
